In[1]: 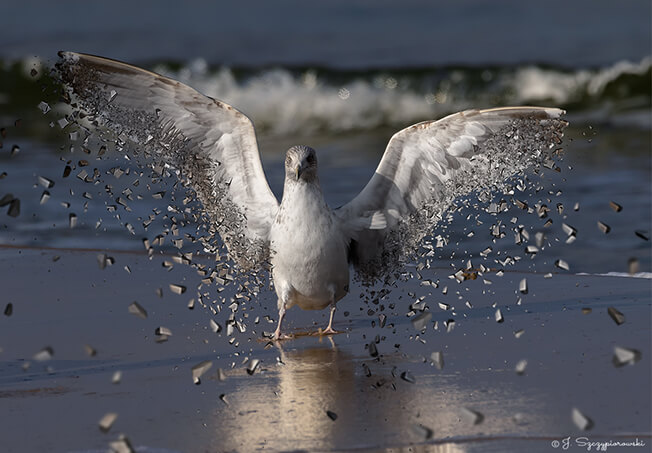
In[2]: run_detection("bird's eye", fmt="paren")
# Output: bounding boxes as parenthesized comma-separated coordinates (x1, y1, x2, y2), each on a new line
(307, 154, 315, 164)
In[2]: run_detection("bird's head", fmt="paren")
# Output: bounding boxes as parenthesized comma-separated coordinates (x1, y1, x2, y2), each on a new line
(285, 145, 318, 183)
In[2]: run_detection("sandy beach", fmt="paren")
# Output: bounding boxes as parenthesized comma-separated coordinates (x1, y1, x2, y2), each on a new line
(0, 245, 649, 452)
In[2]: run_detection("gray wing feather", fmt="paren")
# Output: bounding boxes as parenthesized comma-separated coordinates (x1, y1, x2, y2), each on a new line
(57, 51, 279, 269)
(336, 107, 567, 281)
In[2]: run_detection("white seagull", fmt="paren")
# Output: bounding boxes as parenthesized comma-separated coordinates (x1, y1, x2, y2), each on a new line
(57, 52, 567, 339)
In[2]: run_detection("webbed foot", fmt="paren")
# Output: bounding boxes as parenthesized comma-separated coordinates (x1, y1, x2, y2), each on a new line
(317, 326, 339, 336)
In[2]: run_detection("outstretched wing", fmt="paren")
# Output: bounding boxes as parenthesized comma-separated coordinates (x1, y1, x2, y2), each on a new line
(335, 107, 567, 281)
(57, 51, 279, 269)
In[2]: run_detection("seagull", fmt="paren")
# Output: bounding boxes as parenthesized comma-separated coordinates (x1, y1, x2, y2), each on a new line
(57, 52, 567, 339)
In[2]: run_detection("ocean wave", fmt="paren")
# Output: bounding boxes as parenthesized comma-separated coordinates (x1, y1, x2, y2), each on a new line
(511, 57, 652, 108)
(153, 60, 437, 135)
(151, 57, 651, 134)
(2, 56, 650, 135)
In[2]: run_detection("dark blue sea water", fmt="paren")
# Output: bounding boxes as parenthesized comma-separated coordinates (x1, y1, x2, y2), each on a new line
(2, 0, 650, 67)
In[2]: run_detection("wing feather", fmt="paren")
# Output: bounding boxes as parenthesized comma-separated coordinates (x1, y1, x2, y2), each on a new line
(57, 51, 279, 269)
(335, 107, 567, 281)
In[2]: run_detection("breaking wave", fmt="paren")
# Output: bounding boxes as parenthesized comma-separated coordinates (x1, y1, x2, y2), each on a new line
(1, 56, 650, 136)
(151, 57, 651, 134)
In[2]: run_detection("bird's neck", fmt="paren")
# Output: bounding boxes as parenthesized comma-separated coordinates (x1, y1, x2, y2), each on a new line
(280, 179, 325, 208)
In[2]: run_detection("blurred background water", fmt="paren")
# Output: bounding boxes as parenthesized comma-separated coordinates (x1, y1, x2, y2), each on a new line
(0, 0, 650, 275)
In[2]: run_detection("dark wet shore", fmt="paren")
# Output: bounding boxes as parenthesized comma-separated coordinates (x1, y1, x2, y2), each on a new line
(0, 247, 649, 452)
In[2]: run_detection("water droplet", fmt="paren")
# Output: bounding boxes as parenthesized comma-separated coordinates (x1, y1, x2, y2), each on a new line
(572, 407, 593, 430)
(597, 221, 610, 234)
(98, 412, 118, 433)
(607, 307, 625, 325)
(169, 284, 186, 295)
(412, 424, 433, 439)
(209, 319, 221, 333)
(33, 346, 54, 361)
(613, 346, 641, 367)
(155, 326, 172, 337)
(400, 371, 416, 383)
(246, 358, 260, 375)
(411, 312, 432, 331)
(431, 351, 444, 369)
(40, 191, 50, 205)
(461, 407, 484, 425)
(515, 359, 527, 375)
(128, 302, 147, 319)
(628, 258, 639, 275)
(109, 435, 135, 453)
(38, 176, 55, 189)
(192, 360, 212, 385)
(555, 259, 570, 271)
(84, 344, 97, 357)
(37, 101, 51, 114)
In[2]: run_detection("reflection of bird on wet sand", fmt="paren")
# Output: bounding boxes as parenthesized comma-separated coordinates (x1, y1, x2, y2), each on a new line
(211, 338, 473, 451)
(213, 340, 357, 450)
(57, 52, 567, 339)
(275, 339, 353, 426)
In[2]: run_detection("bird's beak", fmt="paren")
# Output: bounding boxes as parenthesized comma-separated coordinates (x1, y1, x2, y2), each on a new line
(294, 164, 302, 180)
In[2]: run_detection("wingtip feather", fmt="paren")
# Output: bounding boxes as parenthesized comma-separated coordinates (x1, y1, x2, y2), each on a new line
(58, 51, 79, 62)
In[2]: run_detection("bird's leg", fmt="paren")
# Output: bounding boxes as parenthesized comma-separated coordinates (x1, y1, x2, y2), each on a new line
(272, 282, 293, 340)
(321, 302, 338, 335)
(272, 304, 287, 340)
(320, 285, 339, 335)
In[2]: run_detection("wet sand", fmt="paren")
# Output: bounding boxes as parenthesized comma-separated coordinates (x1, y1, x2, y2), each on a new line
(0, 246, 650, 452)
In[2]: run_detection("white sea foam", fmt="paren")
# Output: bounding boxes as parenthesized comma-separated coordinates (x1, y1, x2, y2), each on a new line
(578, 272, 652, 279)
(511, 56, 651, 104)
(146, 57, 651, 135)
(154, 62, 439, 135)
